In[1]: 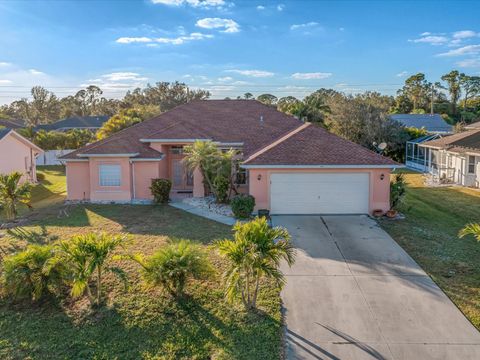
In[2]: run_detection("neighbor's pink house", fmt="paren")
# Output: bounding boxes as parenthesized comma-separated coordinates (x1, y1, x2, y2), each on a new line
(0, 128, 43, 182)
(61, 100, 399, 215)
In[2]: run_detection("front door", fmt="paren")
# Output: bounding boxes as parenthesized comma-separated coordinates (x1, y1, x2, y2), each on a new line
(170, 158, 193, 190)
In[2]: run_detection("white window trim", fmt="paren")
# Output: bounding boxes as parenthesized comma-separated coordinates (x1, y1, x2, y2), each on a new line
(468, 155, 476, 175)
(99, 164, 122, 187)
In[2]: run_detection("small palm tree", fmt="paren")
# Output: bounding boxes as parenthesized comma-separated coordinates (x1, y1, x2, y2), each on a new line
(459, 223, 480, 241)
(129, 240, 212, 298)
(1, 244, 64, 301)
(50, 232, 127, 306)
(216, 217, 295, 310)
(0, 172, 32, 221)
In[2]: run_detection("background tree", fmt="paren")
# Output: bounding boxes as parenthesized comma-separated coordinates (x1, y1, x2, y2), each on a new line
(96, 105, 160, 140)
(398, 73, 431, 112)
(277, 96, 302, 115)
(243, 92, 254, 99)
(256, 93, 278, 106)
(123, 81, 210, 112)
(441, 70, 462, 116)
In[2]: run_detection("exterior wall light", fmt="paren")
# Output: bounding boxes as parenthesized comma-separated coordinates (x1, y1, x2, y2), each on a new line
(380, 173, 385, 180)
(257, 174, 262, 181)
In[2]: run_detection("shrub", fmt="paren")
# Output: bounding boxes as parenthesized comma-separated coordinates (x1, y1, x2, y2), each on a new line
(213, 175, 230, 203)
(52, 232, 128, 306)
(390, 173, 406, 210)
(0, 172, 32, 221)
(129, 240, 212, 298)
(230, 194, 255, 219)
(150, 178, 172, 204)
(216, 217, 295, 309)
(1, 244, 64, 301)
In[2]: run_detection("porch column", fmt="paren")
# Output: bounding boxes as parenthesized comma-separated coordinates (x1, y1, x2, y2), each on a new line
(193, 167, 205, 197)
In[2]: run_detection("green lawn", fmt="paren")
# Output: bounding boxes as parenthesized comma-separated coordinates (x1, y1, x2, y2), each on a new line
(380, 171, 480, 329)
(0, 165, 67, 222)
(0, 171, 282, 359)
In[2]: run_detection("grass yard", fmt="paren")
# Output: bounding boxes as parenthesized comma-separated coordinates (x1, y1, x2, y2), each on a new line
(0, 170, 282, 359)
(0, 165, 67, 222)
(380, 171, 480, 330)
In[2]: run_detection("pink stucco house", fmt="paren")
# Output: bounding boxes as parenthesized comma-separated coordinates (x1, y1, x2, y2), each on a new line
(61, 100, 399, 215)
(0, 128, 43, 183)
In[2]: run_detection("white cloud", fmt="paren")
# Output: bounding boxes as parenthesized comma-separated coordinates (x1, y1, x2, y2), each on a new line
(29, 69, 45, 75)
(437, 44, 480, 57)
(420, 32, 431, 36)
(82, 72, 148, 91)
(116, 32, 213, 46)
(291, 72, 332, 80)
(277, 3, 284, 11)
(226, 69, 274, 77)
(453, 30, 478, 39)
(116, 37, 153, 44)
(217, 76, 233, 82)
(409, 35, 448, 45)
(151, 0, 226, 8)
(0, 62, 11, 67)
(256, 5, 265, 10)
(196, 18, 240, 33)
(396, 71, 409, 77)
(0, 79, 12, 84)
(290, 22, 318, 31)
(456, 58, 480, 68)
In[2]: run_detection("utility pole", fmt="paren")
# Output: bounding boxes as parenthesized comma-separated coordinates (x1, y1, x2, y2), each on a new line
(430, 84, 435, 115)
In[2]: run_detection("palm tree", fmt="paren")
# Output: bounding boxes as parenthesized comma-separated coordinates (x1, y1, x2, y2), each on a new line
(0, 172, 32, 221)
(459, 223, 480, 241)
(128, 240, 212, 298)
(50, 232, 127, 306)
(216, 217, 295, 309)
(183, 140, 235, 202)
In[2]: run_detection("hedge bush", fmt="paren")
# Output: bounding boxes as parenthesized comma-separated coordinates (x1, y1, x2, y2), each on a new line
(231, 194, 255, 219)
(150, 178, 172, 203)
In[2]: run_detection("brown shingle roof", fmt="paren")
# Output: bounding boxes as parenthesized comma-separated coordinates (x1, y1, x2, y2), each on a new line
(422, 129, 480, 151)
(62, 100, 303, 159)
(61, 100, 399, 167)
(243, 125, 399, 166)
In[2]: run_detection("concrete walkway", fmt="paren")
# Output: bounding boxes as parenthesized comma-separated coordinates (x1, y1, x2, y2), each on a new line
(273, 215, 480, 360)
(169, 201, 236, 225)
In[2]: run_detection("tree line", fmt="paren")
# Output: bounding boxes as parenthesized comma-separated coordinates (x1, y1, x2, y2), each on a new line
(1, 71, 479, 159)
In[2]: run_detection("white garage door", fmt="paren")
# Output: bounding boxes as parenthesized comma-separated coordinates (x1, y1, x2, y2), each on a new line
(270, 172, 370, 214)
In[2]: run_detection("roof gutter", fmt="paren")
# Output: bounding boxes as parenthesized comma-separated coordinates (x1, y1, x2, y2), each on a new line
(76, 153, 140, 158)
(139, 138, 211, 143)
(241, 164, 403, 169)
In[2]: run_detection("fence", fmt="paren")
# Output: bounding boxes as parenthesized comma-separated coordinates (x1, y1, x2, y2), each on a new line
(36, 149, 74, 166)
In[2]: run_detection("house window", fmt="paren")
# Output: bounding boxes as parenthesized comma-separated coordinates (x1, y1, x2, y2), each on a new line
(99, 164, 121, 186)
(468, 156, 476, 174)
(235, 166, 247, 185)
(170, 146, 184, 155)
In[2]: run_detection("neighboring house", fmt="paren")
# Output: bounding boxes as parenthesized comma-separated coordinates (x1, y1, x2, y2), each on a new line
(35, 115, 110, 132)
(0, 128, 43, 182)
(392, 114, 454, 171)
(390, 114, 453, 134)
(419, 129, 480, 188)
(0, 118, 25, 129)
(465, 121, 480, 131)
(60, 100, 399, 215)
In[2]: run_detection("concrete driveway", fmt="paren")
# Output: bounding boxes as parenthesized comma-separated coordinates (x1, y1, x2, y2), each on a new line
(273, 215, 480, 360)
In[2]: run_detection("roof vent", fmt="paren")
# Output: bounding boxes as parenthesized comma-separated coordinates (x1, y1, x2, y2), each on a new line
(260, 115, 264, 124)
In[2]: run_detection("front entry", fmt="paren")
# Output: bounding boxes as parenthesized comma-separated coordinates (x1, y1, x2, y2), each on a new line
(170, 157, 194, 191)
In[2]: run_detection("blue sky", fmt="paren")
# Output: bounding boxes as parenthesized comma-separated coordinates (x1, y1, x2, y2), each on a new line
(0, 0, 480, 104)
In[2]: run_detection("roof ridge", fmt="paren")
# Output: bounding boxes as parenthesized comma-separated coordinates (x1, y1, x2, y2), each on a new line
(243, 122, 311, 163)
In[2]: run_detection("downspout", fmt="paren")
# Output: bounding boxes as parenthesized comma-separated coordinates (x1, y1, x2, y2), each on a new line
(131, 161, 136, 200)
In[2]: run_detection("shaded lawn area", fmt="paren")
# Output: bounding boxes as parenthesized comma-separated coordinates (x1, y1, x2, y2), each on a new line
(380, 171, 480, 329)
(0, 204, 282, 360)
(0, 165, 67, 222)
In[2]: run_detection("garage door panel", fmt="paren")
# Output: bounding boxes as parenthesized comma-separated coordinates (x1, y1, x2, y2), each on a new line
(270, 173, 369, 214)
